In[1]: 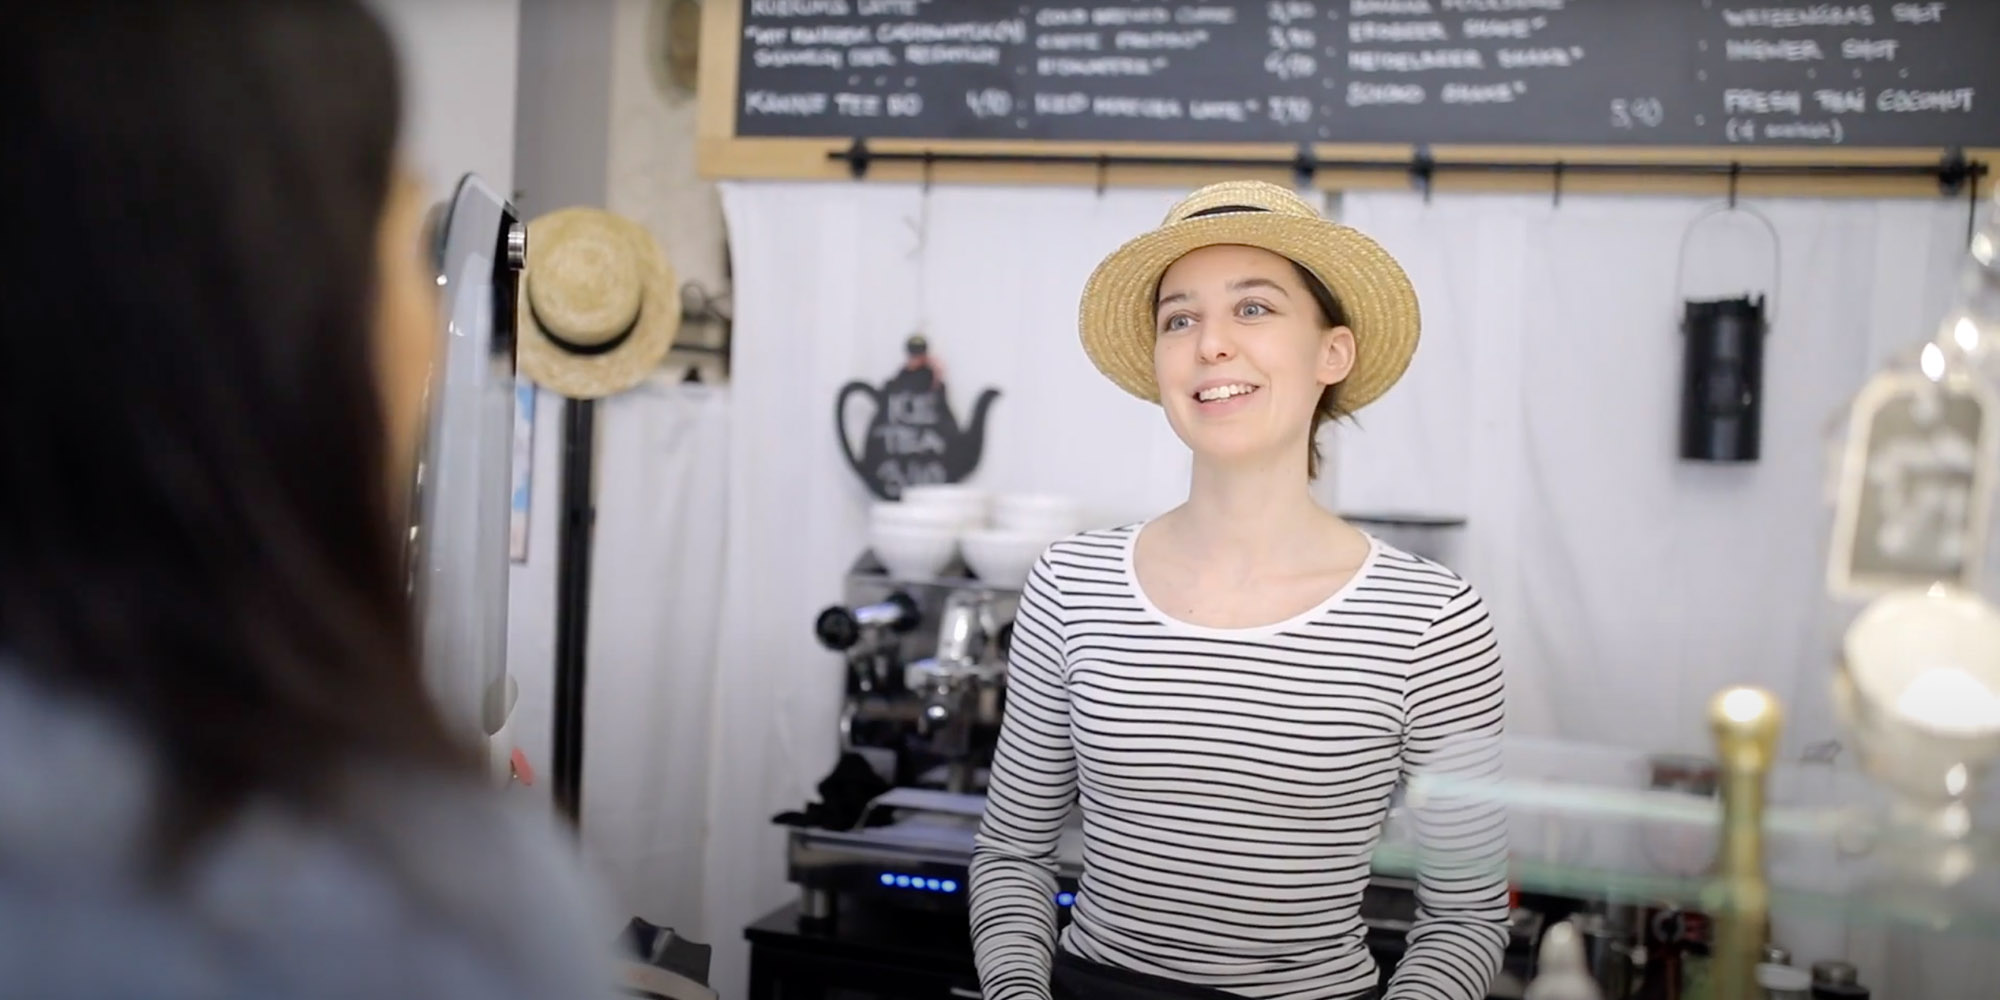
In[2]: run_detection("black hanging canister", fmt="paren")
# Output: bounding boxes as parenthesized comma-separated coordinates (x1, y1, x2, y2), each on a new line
(1678, 294, 1768, 462)
(1673, 188, 1779, 463)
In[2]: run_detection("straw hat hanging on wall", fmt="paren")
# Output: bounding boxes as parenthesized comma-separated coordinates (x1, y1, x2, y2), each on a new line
(518, 207, 681, 399)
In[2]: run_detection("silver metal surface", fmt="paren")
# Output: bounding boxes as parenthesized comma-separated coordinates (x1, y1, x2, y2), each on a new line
(506, 220, 526, 270)
(933, 589, 989, 665)
(853, 596, 914, 630)
(404, 173, 522, 743)
(786, 788, 1084, 876)
(831, 558, 1021, 781)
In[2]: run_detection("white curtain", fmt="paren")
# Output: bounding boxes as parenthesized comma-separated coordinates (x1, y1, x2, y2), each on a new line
(499, 376, 730, 937)
(1329, 191, 1972, 758)
(577, 379, 731, 931)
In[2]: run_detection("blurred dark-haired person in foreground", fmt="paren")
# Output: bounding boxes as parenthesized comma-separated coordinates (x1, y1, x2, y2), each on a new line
(0, 2, 622, 997)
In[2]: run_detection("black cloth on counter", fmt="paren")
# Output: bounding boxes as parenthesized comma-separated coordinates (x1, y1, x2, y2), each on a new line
(1052, 950, 1380, 1000)
(770, 751, 895, 829)
(621, 917, 712, 984)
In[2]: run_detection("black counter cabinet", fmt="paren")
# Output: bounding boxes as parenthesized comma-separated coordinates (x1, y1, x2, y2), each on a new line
(743, 900, 1530, 1000)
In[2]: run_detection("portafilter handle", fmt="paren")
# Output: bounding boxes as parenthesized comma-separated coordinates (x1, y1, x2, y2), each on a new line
(814, 591, 920, 651)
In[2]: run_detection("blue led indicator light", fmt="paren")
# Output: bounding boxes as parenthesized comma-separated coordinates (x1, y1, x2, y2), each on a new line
(880, 873, 895, 886)
(942, 879, 959, 893)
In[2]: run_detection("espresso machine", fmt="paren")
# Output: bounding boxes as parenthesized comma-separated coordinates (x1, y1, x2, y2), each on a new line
(785, 550, 1044, 921)
(813, 552, 1019, 793)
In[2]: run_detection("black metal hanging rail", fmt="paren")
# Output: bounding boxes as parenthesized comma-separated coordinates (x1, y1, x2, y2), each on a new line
(829, 139, 1988, 199)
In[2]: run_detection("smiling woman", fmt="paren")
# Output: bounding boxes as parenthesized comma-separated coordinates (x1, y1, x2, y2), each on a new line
(967, 182, 1510, 1000)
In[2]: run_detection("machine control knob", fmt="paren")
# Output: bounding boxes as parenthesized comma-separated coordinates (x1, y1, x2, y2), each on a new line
(814, 591, 919, 651)
(815, 606, 861, 651)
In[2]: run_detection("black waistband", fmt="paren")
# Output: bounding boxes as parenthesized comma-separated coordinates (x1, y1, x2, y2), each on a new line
(1051, 949, 1379, 1000)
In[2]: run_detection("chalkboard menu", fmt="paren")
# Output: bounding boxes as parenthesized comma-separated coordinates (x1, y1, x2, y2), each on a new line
(727, 0, 1999, 150)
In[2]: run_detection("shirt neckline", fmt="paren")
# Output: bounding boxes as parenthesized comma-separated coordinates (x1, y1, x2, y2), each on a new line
(1119, 518, 1384, 640)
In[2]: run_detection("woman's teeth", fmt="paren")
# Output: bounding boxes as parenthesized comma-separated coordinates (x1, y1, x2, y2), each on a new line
(1196, 384, 1258, 402)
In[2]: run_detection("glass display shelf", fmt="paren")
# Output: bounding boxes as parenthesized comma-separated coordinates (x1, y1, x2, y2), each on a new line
(1372, 736, 2000, 939)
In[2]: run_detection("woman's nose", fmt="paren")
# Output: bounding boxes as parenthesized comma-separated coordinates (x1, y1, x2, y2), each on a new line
(1196, 324, 1236, 362)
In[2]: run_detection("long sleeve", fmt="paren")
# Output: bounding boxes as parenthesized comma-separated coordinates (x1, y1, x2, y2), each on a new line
(1388, 582, 1511, 1000)
(968, 549, 1076, 1000)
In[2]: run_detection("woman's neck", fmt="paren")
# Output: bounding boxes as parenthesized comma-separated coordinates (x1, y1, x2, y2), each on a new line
(1166, 448, 1340, 571)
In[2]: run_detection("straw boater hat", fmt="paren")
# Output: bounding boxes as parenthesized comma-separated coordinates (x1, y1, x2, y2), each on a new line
(1079, 180, 1420, 412)
(518, 207, 680, 399)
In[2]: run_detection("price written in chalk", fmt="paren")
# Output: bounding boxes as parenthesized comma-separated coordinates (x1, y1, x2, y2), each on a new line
(966, 89, 1012, 119)
(1611, 98, 1665, 129)
(1268, 96, 1314, 126)
(1268, 27, 1316, 50)
(1265, 52, 1318, 82)
(1267, 1, 1317, 24)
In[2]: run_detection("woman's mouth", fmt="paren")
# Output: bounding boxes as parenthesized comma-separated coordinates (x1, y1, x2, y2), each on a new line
(1192, 382, 1260, 412)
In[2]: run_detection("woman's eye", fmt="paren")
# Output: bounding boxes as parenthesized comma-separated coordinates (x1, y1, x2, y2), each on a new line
(1160, 314, 1192, 333)
(1239, 301, 1270, 318)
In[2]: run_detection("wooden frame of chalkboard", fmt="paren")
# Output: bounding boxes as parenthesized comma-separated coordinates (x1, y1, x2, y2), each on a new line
(698, 1, 1997, 201)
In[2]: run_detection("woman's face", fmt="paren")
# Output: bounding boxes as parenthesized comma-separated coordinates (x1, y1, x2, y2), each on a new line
(371, 167, 441, 492)
(1152, 244, 1354, 468)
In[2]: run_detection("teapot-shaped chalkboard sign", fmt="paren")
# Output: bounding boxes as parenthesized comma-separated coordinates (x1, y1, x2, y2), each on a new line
(837, 335, 1000, 500)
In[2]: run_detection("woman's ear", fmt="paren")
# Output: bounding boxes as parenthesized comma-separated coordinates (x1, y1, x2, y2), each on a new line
(1317, 325, 1357, 387)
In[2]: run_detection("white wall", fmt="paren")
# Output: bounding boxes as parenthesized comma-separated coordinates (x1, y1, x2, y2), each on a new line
(372, 0, 521, 205)
(512, 0, 614, 218)
(607, 0, 729, 293)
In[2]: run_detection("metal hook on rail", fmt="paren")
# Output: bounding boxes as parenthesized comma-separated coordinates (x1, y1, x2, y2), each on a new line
(1727, 161, 1741, 209)
(1095, 154, 1109, 197)
(1410, 145, 1435, 205)
(1291, 142, 1318, 194)
(843, 137, 871, 180)
(1551, 160, 1565, 208)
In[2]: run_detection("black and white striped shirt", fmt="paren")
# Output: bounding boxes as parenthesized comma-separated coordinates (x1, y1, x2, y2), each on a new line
(968, 525, 1510, 1000)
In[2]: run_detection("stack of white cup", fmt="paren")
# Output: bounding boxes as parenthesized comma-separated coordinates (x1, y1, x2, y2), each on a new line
(865, 486, 1083, 588)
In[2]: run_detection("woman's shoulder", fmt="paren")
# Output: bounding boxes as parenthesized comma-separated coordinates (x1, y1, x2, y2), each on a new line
(1042, 522, 1137, 562)
(0, 665, 622, 1000)
(1024, 523, 1138, 595)
(1357, 537, 1488, 611)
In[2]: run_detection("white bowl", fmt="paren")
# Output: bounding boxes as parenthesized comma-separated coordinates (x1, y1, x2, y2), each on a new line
(869, 523, 959, 581)
(959, 528, 1047, 589)
(869, 501, 964, 532)
(904, 484, 989, 505)
(901, 484, 991, 526)
(997, 507, 1080, 538)
(995, 511, 1080, 540)
(994, 492, 1076, 518)
(993, 493, 1081, 537)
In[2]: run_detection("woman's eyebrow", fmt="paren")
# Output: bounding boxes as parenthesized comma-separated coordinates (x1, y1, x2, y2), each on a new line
(1228, 277, 1291, 297)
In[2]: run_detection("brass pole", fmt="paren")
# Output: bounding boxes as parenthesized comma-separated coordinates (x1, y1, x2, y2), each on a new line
(1706, 686, 1782, 1000)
